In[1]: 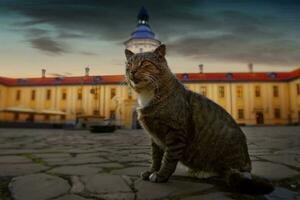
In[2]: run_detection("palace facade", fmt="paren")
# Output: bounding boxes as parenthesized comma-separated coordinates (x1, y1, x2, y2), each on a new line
(0, 8, 300, 128)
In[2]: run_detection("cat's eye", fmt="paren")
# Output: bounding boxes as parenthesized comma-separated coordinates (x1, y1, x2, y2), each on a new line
(126, 63, 132, 70)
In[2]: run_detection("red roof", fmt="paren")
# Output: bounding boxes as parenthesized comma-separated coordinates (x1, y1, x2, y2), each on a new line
(0, 68, 299, 86)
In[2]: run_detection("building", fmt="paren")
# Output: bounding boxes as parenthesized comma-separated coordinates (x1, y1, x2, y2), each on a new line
(0, 8, 300, 128)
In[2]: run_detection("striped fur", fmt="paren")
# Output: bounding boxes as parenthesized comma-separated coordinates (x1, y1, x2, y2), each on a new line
(125, 45, 273, 194)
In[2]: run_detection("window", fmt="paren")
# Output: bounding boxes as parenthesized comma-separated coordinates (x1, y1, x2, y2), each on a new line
(14, 113, 19, 121)
(200, 86, 207, 96)
(46, 89, 51, 100)
(110, 88, 116, 99)
(77, 88, 82, 100)
(298, 111, 300, 122)
(236, 86, 243, 98)
(44, 115, 50, 120)
(139, 48, 143, 53)
(16, 90, 21, 101)
(218, 86, 225, 98)
(31, 90, 36, 101)
(182, 73, 189, 80)
(273, 86, 279, 97)
(94, 93, 98, 100)
(61, 89, 67, 100)
(110, 110, 116, 119)
(274, 108, 281, 119)
(238, 109, 244, 119)
(92, 88, 99, 100)
(255, 86, 261, 97)
(60, 115, 66, 120)
(128, 88, 132, 99)
(297, 84, 300, 95)
(93, 110, 99, 115)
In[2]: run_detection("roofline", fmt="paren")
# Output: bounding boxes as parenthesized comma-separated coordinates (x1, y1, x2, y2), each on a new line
(0, 68, 299, 87)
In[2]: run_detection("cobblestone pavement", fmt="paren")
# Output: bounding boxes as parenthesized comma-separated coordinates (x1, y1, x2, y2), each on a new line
(0, 126, 299, 200)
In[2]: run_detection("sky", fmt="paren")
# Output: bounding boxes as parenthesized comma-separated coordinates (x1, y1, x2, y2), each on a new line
(0, 0, 300, 78)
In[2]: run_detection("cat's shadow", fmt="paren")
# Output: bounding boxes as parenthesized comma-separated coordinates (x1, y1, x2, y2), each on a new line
(170, 175, 268, 200)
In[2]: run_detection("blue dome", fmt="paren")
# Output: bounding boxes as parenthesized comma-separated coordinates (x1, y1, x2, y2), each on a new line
(131, 24, 155, 39)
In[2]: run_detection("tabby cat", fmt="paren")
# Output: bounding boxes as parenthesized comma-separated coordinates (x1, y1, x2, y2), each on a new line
(125, 45, 274, 194)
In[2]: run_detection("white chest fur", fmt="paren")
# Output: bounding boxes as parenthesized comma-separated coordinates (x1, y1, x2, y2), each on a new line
(137, 90, 154, 108)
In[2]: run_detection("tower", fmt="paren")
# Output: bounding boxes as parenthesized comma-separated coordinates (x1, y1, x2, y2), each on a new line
(124, 7, 161, 53)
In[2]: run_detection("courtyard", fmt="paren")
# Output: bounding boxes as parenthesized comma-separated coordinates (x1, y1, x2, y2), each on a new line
(0, 126, 299, 200)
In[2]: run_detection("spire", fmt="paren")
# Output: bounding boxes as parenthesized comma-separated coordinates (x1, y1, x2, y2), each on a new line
(137, 6, 149, 25)
(124, 6, 161, 53)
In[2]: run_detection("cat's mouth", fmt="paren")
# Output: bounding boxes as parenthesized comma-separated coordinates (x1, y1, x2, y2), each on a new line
(129, 78, 151, 90)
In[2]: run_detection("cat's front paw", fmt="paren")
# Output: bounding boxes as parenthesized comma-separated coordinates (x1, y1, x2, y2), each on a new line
(149, 172, 169, 183)
(140, 171, 154, 180)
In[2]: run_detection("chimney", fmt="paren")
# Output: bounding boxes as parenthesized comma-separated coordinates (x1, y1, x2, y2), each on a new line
(248, 63, 253, 73)
(198, 64, 204, 73)
(42, 69, 46, 78)
(85, 67, 90, 76)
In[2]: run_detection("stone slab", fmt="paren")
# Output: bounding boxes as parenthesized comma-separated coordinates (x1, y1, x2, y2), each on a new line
(0, 156, 32, 164)
(111, 167, 149, 176)
(33, 153, 71, 159)
(0, 163, 49, 177)
(46, 156, 108, 166)
(265, 187, 299, 200)
(252, 161, 299, 180)
(257, 155, 300, 168)
(182, 192, 234, 200)
(53, 194, 91, 200)
(96, 193, 135, 200)
(135, 179, 213, 200)
(82, 174, 133, 194)
(49, 165, 102, 176)
(9, 173, 70, 200)
(90, 162, 124, 169)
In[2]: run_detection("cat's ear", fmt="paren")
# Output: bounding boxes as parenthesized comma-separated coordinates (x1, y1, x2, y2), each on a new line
(154, 44, 166, 57)
(125, 49, 134, 60)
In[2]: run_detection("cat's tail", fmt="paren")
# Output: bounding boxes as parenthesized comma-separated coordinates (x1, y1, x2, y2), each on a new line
(226, 170, 274, 195)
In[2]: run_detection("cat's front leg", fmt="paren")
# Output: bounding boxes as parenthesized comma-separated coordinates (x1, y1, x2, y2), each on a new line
(141, 139, 164, 180)
(149, 132, 186, 183)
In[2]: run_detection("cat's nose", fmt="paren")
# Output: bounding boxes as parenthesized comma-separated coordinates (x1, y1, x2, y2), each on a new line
(130, 70, 138, 80)
(130, 70, 137, 76)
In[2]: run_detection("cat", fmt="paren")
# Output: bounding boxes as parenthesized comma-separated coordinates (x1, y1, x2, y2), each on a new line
(125, 44, 274, 195)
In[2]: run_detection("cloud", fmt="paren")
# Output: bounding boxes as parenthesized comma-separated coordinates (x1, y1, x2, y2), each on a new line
(1, 0, 300, 66)
(80, 51, 98, 56)
(2, 0, 203, 41)
(57, 31, 87, 39)
(26, 28, 49, 37)
(168, 35, 300, 66)
(30, 36, 68, 55)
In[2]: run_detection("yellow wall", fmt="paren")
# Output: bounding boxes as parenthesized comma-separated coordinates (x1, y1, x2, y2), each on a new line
(0, 78, 299, 128)
(0, 85, 7, 120)
(185, 82, 292, 125)
(289, 78, 300, 123)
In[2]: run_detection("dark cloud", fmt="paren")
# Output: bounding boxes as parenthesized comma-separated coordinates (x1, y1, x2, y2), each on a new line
(26, 28, 49, 37)
(168, 35, 300, 65)
(80, 51, 98, 56)
(1, 0, 300, 65)
(57, 31, 87, 39)
(2, 0, 203, 41)
(30, 36, 68, 55)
